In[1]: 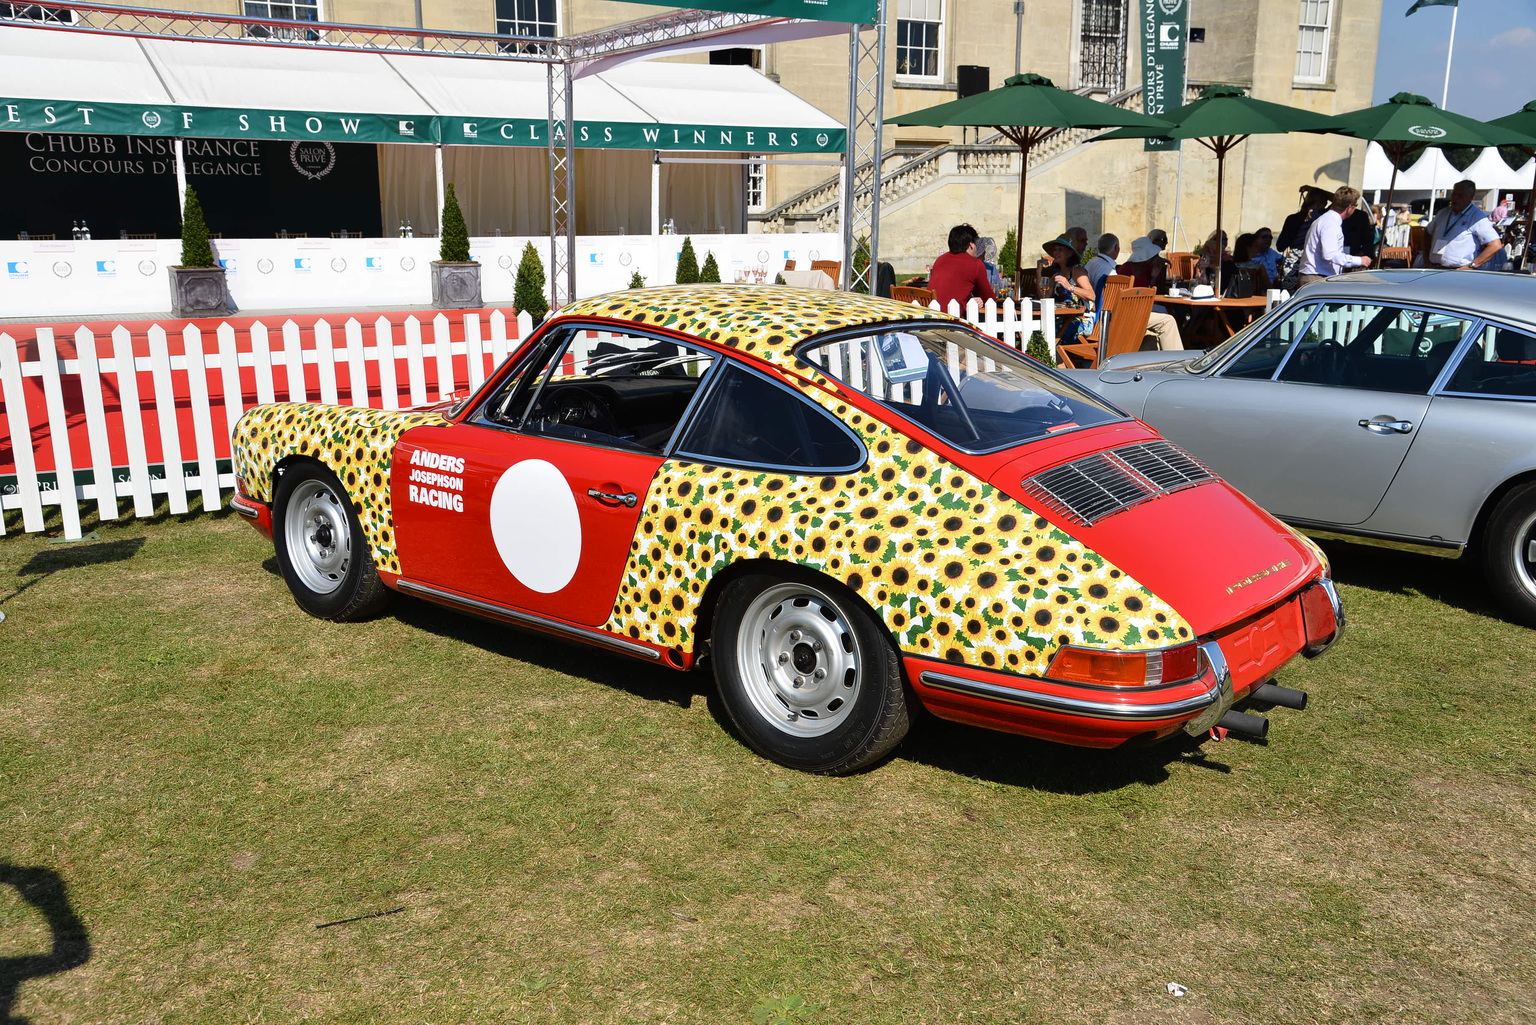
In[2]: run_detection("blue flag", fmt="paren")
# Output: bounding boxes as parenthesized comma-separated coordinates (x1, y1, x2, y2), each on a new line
(1406, 0, 1458, 14)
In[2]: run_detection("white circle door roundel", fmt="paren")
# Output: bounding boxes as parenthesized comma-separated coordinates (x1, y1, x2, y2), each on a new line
(488, 459, 582, 593)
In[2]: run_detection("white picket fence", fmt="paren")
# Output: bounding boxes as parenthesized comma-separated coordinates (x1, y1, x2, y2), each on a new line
(1, 298, 1057, 541)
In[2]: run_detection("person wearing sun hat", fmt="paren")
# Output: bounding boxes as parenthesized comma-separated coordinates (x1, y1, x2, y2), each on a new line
(1116, 234, 1169, 292)
(1041, 233, 1096, 342)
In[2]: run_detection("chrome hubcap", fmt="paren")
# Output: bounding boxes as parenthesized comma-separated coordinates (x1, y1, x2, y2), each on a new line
(736, 583, 860, 737)
(1515, 508, 1536, 598)
(285, 479, 350, 595)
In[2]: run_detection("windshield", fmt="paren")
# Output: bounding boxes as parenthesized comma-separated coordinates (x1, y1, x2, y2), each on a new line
(799, 326, 1125, 452)
(1188, 305, 1282, 373)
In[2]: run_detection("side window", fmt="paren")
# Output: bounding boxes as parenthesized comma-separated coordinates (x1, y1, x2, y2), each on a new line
(485, 327, 715, 451)
(1222, 304, 1319, 380)
(1444, 323, 1536, 398)
(674, 364, 865, 471)
(1273, 303, 1471, 393)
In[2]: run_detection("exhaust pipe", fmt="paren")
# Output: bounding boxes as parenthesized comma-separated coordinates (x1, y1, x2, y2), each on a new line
(1251, 682, 1308, 710)
(1216, 710, 1269, 739)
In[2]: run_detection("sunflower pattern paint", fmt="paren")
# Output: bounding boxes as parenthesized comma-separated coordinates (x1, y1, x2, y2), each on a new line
(603, 400, 1192, 671)
(232, 403, 448, 576)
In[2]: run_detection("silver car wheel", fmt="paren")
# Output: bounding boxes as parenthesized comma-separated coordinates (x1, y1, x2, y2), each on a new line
(735, 582, 861, 738)
(283, 479, 351, 596)
(1512, 506, 1536, 600)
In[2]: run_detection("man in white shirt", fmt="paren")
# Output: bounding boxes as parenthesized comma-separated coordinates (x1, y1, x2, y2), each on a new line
(1298, 186, 1372, 288)
(1085, 233, 1120, 291)
(1425, 179, 1503, 270)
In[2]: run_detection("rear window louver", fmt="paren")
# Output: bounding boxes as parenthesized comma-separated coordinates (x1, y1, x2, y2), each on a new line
(1021, 441, 1219, 526)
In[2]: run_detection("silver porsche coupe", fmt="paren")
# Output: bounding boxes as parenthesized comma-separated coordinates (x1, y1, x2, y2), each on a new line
(1064, 270, 1536, 625)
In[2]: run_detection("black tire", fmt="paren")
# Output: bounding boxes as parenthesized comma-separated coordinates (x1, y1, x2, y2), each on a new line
(1482, 482, 1536, 628)
(272, 461, 390, 622)
(712, 570, 913, 774)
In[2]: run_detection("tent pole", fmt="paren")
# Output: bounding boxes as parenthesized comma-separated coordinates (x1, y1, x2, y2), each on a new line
(1214, 141, 1225, 297)
(651, 152, 661, 236)
(1525, 148, 1536, 270)
(434, 144, 446, 234)
(1013, 131, 1031, 288)
(174, 138, 187, 216)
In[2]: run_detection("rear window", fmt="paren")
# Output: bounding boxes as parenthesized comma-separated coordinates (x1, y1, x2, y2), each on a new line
(799, 326, 1123, 453)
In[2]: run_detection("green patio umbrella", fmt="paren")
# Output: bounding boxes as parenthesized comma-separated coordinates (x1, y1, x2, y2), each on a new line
(1097, 84, 1341, 294)
(1329, 92, 1536, 211)
(1489, 100, 1536, 266)
(884, 72, 1172, 285)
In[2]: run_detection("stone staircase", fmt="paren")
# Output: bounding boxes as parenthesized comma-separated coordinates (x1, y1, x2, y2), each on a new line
(753, 82, 1202, 234)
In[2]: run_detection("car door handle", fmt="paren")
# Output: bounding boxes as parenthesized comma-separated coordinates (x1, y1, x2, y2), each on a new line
(1357, 418, 1415, 435)
(587, 488, 637, 508)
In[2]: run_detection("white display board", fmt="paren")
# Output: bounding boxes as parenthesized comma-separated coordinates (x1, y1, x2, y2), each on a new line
(0, 233, 843, 318)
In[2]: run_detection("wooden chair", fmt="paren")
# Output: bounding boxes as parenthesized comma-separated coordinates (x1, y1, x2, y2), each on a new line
(330, 230, 356, 238)
(1379, 246, 1413, 268)
(275, 231, 309, 239)
(123, 232, 157, 239)
(1408, 226, 1429, 267)
(1057, 287, 1154, 369)
(783, 259, 796, 271)
(1068, 274, 1130, 353)
(1015, 268, 1039, 299)
(891, 285, 935, 306)
(19, 233, 55, 240)
(1166, 251, 1200, 280)
(810, 260, 841, 284)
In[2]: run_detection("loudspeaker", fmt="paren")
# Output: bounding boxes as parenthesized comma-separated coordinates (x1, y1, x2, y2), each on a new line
(956, 65, 989, 98)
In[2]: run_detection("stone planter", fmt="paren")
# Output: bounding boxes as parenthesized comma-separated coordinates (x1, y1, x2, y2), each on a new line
(168, 265, 230, 318)
(431, 261, 483, 309)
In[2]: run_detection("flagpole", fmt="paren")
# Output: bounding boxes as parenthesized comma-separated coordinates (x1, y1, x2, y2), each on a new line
(1427, 3, 1458, 220)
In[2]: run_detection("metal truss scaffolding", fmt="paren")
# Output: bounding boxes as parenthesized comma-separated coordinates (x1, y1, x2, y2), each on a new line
(841, 0, 887, 293)
(31, 2, 886, 304)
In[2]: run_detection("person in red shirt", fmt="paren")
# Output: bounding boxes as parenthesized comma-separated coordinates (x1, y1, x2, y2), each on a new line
(928, 223, 997, 313)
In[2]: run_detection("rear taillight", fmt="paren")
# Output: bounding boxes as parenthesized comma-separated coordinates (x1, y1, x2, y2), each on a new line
(1300, 578, 1342, 656)
(1046, 642, 1202, 688)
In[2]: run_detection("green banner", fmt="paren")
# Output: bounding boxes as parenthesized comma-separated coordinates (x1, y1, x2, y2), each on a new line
(1139, 0, 1187, 152)
(2, 98, 846, 153)
(616, 0, 877, 24)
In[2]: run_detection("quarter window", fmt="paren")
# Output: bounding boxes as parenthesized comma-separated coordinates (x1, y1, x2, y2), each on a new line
(1220, 303, 1319, 380)
(1295, 0, 1332, 84)
(896, 0, 943, 79)
(1444, 323, 1536, 398)
(486, 327, 715, 452)
(674, 364, 864, 471)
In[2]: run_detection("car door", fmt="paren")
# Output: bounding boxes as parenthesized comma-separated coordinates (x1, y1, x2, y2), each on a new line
(392, 324, 717, 627)
(1134, 300, 1473, 526)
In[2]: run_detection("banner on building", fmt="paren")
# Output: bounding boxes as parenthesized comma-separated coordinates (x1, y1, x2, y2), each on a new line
(1140, 0, 1187, 151)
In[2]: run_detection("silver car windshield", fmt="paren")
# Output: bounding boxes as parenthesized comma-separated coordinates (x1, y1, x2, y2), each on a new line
(799, 326, 1124, 453)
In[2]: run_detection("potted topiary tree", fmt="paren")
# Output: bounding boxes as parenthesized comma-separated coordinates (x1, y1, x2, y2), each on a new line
(628, 270, 646, 288)
(1025, 329, 1054, 366)
(513, 241, 549, 328)
(168, 185, 229, 318)
(699, 251, 721, 283)
(674, 237, 700, 283)
(431, 183, 482, 309)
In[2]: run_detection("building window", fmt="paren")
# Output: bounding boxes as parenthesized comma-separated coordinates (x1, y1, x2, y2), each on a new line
(1077, 0, 1127, 94)
(243, 0, 320, 39)
(1295, 0, 1332, 84)
(497, 0, 557, 51)
(746, 159, 765, 210)
(0, 3, 74, 22)
(709, 47, 762, 69)
(896, 0, 942, 79)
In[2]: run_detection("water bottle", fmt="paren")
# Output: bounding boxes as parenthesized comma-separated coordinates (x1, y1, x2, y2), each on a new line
(72, 220, 81, 240)
(81, 220, 91, 241)
(405, 220, 414, 239)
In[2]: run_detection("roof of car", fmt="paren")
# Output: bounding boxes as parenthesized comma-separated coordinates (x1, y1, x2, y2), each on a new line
(1302, 270, 1536, 325)
(556, 284, 953, 366)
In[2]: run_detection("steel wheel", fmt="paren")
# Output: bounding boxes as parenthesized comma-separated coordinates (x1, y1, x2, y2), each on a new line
(735, 582, 862, 738)
(284, 478, 352, 595)
(273, 461, 390, 622)
(1484, 483, 1536, 628)
(714, 571, 913, 774)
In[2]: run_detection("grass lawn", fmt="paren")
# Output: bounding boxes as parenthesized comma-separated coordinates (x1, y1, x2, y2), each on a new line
(2, 509, 1534, 1024)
